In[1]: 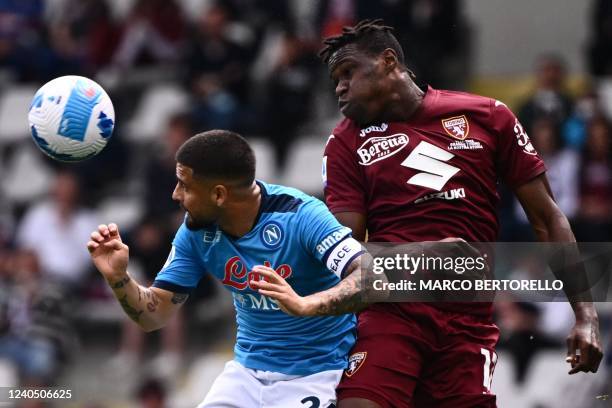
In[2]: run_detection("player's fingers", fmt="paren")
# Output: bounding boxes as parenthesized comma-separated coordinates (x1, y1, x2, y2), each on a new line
(566, 336, 579, 373)
(87, 240, 99, 253)
(108, 223, 120, 238)
(250, 279, 285, 292)
(91, 231, 104, 242)
(252, 266, 284, 283)
(256, 289, 287, 301)
(102, 239, 126, 251)
(98, 224, 110, 237)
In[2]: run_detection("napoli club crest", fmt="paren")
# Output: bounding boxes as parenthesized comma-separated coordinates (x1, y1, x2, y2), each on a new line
(442, 115, 470, 140)
(345, 352, 367, 377)
(261, 222, 283, 249)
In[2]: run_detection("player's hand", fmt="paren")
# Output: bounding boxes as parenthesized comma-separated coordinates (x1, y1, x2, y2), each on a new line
(566, 314, 603, 374)
(87, 223, 129, 281)
(250, 266, 314, 316)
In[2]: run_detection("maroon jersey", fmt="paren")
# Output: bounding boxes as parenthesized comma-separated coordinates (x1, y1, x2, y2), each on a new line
(323, 86, 546, 315)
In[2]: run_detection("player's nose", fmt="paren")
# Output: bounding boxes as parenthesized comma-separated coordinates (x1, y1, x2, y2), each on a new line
(171, 184, 181, 201)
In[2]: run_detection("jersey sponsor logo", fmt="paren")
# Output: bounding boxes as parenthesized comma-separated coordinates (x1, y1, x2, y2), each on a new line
(447, 139, 483, 151)
(261, 222, 283, 249)
(316, 227, 351, 255)
(233, 292, 281, 311)
(513, 118, 538, 156)
(223, 257, 292, 291)
(442, 115, 470, 140)
(402, 141, 460, 191)
(326, 237, 362, 278)
(357, 133, 409, 166)
(413, 187, 466, 204)
(345, 352, 367, 377)
(359, 122, 388, 137)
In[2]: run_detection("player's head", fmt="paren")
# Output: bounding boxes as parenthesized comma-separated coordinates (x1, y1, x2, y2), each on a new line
(319, 19, 413, 125)
(174, 130, 256, 230)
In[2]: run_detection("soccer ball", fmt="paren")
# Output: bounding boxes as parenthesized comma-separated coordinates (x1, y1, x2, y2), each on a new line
(28, 75, 115, 162)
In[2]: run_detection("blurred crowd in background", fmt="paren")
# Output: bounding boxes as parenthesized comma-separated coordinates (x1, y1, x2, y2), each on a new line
(0, 0, 612, 406)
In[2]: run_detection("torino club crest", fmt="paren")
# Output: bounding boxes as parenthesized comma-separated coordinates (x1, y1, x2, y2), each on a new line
(442, 115, 470, 140)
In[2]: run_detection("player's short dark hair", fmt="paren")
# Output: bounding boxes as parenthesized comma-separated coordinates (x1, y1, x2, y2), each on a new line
(319, 19, 406, 68)
(176, 130, 255, 186)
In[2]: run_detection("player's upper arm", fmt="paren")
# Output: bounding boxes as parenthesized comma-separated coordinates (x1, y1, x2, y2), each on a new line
(152, 222, 207, 294)
(145, 286, 190, 329)
(298, 199, 365, 279)
(334, 211, 366, 242)
(514, 173, 566, 239)
(491, 100, 546, 189)
(323, 132, 367, 214)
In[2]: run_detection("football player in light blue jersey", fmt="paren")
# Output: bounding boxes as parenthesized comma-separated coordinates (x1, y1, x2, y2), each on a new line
(87, 130, 367, 407)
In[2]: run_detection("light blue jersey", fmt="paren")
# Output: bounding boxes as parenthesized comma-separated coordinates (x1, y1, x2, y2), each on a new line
(153, 181, 361, 375)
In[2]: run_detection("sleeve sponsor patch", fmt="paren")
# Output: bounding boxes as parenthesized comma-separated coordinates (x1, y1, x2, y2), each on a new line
(325, 237, 363, 278)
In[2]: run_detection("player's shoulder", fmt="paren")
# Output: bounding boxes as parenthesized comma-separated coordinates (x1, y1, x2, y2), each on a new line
(331, 117, 361, 139)
(259, 180, 327, 217)
(434, 87, 496, 115)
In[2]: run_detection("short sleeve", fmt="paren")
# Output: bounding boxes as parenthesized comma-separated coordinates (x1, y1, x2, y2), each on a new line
(323, 132, 367, 214)
(152, 223, 206, 293)
(298, 199, 364, 277)
(492, 100, 547, 189)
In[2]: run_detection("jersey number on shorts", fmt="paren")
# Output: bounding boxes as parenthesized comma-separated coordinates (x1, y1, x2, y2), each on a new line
(480, 348, 497, 392)
(401, 141, 460, 191)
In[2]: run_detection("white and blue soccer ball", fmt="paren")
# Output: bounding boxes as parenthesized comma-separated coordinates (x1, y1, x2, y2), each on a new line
(28, 75, 115, 162)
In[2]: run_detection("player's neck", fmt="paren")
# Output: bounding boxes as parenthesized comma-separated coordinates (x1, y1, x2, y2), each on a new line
(383, 77, 425, 122)
(218, 183, 262, 238)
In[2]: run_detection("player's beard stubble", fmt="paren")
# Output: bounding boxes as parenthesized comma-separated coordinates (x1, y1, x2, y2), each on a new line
(182, 205, 216, 231)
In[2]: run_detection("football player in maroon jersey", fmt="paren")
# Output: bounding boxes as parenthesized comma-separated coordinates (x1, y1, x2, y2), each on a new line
(252, 19, 603, 408)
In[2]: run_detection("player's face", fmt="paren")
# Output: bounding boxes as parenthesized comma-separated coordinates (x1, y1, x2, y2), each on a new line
(329, 45, 390, 125)
(172, 163, 219, 230)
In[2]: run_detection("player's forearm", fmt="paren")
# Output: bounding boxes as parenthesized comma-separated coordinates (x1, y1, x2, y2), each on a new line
(303, 256, 384, 316)
(536, 208, 598, 320)
(106, 274, 167, 332)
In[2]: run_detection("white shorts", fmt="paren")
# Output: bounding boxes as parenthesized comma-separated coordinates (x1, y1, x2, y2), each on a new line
(198, 360, 342, 408)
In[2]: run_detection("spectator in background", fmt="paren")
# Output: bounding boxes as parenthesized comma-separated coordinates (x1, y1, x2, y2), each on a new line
(16, 170, 98, 293)
(184, 3, 252, 131)
(0, 0, 46, 82)
(0, 250, 77, 386)
(46, 0, 121, 73)
(573, 117, 612, 242)
(588, 0, 612, 77)
(111, 0, 185, 70)
(517, 54, 574, 134)
(260, 30, 318, 170)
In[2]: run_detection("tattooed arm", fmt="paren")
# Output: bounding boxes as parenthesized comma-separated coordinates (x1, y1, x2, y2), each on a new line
(87, 223, 189, 332)
(107, 274, 189, 332)
(251, 253, 384, 316)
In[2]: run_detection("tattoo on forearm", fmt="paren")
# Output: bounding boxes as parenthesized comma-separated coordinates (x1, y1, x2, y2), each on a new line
(110, 275, 131, 289)
(171, 293, 189, 304)
(144, 289, 161, 312)
(137, 286, 142, 302)
(119, 294, 143, 322)
(315, 272, 366, 315)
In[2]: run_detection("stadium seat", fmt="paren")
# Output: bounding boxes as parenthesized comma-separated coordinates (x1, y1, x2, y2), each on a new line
(248, 137, 277, 184)
(125, 83, 190, 143)
(1, 144, 52, 204)
(0, 85, 38, 145)
(280, 136, 327, 195)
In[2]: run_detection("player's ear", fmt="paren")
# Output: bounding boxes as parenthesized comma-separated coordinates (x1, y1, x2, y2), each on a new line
(381, 49, 398, 73)
(211, 184, 228, 207)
